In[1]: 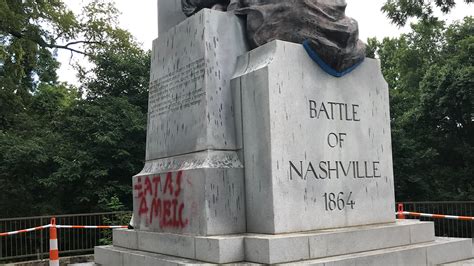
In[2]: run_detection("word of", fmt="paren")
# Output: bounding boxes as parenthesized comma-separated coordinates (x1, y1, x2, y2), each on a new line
(134, 171, 188, 229)
(323, 192, 355, 211)
(327, 132, 347, 148)
(289, 160, 381, 180)
(309, 100, 360, 121)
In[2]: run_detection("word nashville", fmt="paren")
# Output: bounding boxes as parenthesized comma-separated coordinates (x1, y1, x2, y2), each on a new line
(289, 160, 381, 180)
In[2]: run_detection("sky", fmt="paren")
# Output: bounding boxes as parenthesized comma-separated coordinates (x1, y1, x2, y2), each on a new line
(57, 0, 472, 85)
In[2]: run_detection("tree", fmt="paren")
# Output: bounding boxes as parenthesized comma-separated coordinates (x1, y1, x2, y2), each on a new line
(371, 17, 473, 201)
(382, 0, 473, 27)
(0, 84, 79, 216)
(0, 0, 150, 217)
(79, 47, 151, 111)
(46, 96, 146, 214)
(0, 0, 134, 130)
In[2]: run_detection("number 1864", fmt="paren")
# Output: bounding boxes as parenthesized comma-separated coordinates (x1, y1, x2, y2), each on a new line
(323, 192, 355, 211)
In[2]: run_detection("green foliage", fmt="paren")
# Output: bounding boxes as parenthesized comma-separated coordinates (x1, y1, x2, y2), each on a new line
(0, 84, 79, 216)
(80, 48, 151, 110)
(53, 96, 146, 214)
(0, 0, 149, 218)
(382, 0, 473, 27)
(371, 17, 473, 201)
(99, 209, 132, 245)
(0, 86, 147, 217)
(365, 37, 378, 59)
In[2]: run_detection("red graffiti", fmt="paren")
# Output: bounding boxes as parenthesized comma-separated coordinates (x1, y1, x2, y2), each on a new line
(134, 171, 188, 229)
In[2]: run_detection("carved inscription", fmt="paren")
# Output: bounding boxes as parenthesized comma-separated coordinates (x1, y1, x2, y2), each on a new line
(149, 58, 206, 118)
(288, 99, 385, 212)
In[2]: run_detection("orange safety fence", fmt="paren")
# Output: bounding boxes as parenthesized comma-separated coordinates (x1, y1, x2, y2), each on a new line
(397, 203, 474, 221)
(0, 217, 127, 265)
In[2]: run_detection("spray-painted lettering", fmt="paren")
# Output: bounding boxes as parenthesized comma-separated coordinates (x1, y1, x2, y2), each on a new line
(134, 171, 188, 229)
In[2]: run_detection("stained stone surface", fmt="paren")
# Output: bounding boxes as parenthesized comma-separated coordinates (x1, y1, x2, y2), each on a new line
(97, 237, 469, 266)
(97, 225, 473, 265)
(139, 9, 248, 236)
(147, 9, 248, 160)
(110, 220, 437, 264)
(132, 150, 245, 236)
(232, 40, 395, 234)
(244, 220, 435, 264)
(157, 0, 186, 35)
(280, 238, 472, 266)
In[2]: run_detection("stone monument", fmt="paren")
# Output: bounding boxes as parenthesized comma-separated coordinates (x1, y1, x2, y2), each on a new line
(95, 0, 473, 264)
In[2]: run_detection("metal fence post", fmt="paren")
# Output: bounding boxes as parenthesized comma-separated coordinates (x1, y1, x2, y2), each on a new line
(0, 231, 3, 260)
(40, 217, 44, 261)
(0, 221, 3, 259)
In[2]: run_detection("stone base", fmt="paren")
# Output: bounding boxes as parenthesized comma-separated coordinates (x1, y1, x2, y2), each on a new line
(231, 40, 396, 234)
(132, 150, 245, 236)
(444, 258, 474, 266)
(111, 228, 244, 263)
(95, 238, 472, 266)
(94, 220, 473, 265)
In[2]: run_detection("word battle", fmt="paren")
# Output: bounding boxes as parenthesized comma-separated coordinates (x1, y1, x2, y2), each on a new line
(134, 171, 188, 229)
(289, 160, 381, 180)
(309, 100, 360, 121)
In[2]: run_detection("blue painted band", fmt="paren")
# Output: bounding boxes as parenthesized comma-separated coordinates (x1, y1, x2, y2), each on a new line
(302, 40, 364, 77)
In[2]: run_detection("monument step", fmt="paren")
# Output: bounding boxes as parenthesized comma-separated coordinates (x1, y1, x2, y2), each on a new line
(112, 228, 245, 263)
(443, 258, 474, 265)
(94, 245, 258, 266)
(443, 240, 474, 266)
(110, 220, 435, 264)
(244, 219, 434, 264)
(280, 237, 473, 266)
(95, 237, 472, 266)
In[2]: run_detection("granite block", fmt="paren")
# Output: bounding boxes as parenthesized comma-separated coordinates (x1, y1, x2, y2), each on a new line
(112, 229, 244, 264)
(232, 40, 395, 234)
(409, 221, 435, 244)
(157, 0, 186, 36)
(195, 235, 245, 263)
(281, 237, 472, 265)
(427, 237, 473, 265)
(147, 9, 248, 160)
(137, 231, 196, 258)
(132, 150, 245, 236)
(113, 229, 138, 250)
(94, 245, 124, 266)
(244, 220, 433, 264)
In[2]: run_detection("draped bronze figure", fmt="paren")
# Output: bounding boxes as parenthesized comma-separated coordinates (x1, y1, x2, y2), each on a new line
(181, 0, 366, 76)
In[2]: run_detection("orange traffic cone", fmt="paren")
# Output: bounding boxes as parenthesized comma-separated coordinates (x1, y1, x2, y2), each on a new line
(397, 203, 405, 219)
(49, 218, 59, 266)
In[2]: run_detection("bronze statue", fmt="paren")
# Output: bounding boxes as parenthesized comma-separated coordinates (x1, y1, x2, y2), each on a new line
(181, 0, 366, 76)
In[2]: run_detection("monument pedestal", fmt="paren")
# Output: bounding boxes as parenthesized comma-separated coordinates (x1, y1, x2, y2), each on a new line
(95, 220, 472, 265)
(131, 9, 248, 237)
(95, 9, 473, 266)
(232, 41, 396, 234)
